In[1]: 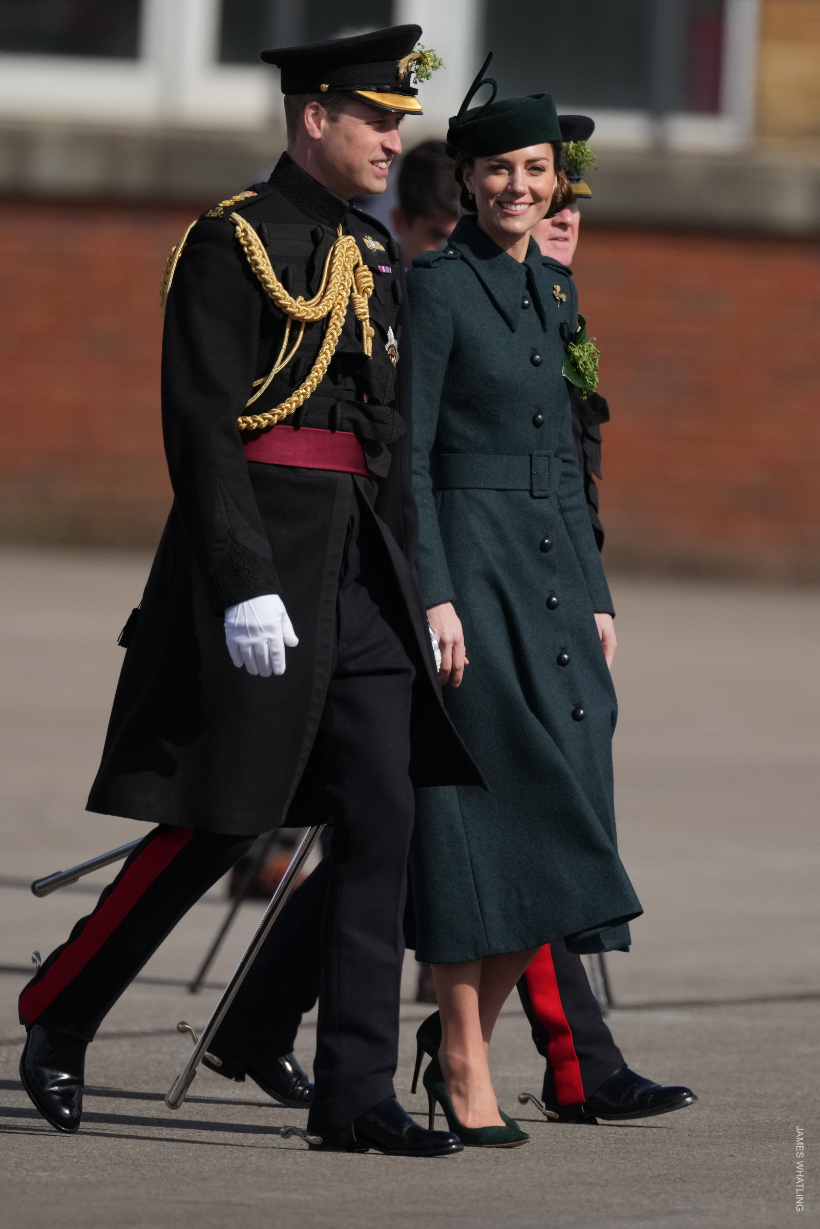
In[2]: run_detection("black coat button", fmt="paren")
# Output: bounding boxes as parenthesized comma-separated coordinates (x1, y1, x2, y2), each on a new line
(530, 351, 543, 367)
(571, 706, 585, 722)
(546, 594, 559, 610)
(522, 296, 531, 309)
(532, 411, 544, 427)
(557, 651, 570, 667)
(539, 536, 553, 553)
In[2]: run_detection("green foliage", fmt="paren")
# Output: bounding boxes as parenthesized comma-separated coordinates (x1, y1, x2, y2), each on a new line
(562, 315, 600, 399)
(562, 140, 597, 179)
(413, 45, 444, 82)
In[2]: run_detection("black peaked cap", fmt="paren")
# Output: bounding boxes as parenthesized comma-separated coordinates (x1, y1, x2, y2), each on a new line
(261, 24, 424, 114)
(447, 54, 562, 157)
(558, 114, 595, 142)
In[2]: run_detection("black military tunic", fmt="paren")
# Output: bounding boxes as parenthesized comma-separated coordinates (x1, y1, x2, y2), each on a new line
(87, 154, 480, 836)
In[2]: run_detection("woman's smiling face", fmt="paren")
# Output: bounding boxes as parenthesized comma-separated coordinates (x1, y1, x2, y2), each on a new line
(462, 144, 557, 253)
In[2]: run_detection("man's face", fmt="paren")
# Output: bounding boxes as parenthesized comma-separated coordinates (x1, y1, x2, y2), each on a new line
(390, 208, 459, 264)
(531, 203, 581, 266)
(302, 97, 404, 199)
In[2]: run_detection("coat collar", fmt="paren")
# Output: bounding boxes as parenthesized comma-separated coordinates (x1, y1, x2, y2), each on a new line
(446, 215, 549, 333)
(268, 153, 350, 230)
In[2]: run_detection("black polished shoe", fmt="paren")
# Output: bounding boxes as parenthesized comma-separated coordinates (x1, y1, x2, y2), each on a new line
(20, 1026, 87, 1134)
(552, 1104, 599, 1125)
(203, 1050, 313, 1109)
(585, 1065, 698, 1121)
(308, 1096, 463, 1157)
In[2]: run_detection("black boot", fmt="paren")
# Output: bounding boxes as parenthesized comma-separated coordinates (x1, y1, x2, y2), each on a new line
(203, 1051, 313, 1109)
(584, 1065, 697, 1121)
(308, 1096, 463, 1156)
(20, 1026, 87, 1133)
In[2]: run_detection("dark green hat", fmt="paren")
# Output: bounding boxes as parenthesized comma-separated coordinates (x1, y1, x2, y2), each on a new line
(261, 24, 425, 114)
(446, 54, 562, 157)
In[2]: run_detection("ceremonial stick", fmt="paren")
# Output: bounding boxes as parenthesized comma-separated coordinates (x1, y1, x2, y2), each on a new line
(30, 840, 143, 898)
(165, 823, 325, 1111)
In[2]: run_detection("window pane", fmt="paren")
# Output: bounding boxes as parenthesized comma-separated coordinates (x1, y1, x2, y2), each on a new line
(0, 0, 141, 58)
(220, 0, 393, 65)
(482, 0, 724, 113)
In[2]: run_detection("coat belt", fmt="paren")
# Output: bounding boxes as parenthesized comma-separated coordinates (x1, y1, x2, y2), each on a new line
(430, 451, 564, 498)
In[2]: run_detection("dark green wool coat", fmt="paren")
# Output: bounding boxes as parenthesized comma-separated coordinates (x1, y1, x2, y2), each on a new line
(407, 215, 642, 961)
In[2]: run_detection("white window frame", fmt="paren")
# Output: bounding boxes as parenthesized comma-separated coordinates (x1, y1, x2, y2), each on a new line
(0, 0, 760, 148)
(0, 0, 276, 129)
(522, 0, 762, 152)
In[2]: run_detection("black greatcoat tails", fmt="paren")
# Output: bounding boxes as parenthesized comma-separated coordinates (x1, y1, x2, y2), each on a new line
(87, 155, 481, 836)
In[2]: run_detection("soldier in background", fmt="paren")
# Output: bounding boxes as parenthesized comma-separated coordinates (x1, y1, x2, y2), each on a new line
(514, 119, 697, 1124)
(390, 139, 461, 263)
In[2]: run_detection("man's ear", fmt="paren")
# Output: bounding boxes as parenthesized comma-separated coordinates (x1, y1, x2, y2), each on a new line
(390, 207, 408, 236)
(302, 100, 327, 141)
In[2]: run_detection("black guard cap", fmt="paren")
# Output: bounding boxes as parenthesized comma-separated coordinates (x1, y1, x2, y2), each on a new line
(261, 24, 424, 114)
(558, 114, 595, 143)
(558, 113, 596, 198)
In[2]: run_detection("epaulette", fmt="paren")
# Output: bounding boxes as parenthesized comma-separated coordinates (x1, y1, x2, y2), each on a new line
(411, 245, 461, 270)
(200, 182, 270, 220)
(161, 184, 271, 315)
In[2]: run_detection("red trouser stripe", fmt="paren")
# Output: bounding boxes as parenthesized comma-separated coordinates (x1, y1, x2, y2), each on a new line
(525, 943, 586, 1105)
(19, 827, 194, 1023)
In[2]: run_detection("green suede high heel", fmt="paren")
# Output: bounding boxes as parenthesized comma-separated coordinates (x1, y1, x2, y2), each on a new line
(422, 1055, 529, 1148)
(411, 1011, 442, 1094)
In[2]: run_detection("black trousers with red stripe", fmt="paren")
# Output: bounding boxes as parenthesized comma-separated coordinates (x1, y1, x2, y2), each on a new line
(517, 941, 624, 1107)
(19, 502, 417, 1132)
(208, 876, 626, 1112)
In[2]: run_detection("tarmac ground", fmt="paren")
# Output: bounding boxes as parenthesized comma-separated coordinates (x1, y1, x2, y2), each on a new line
(0, 548, 818, 1229)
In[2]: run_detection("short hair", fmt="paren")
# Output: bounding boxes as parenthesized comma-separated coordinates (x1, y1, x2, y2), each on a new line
(397, 140, 461, 224)
(284, 92, 347, 141)
(453, 143, 575, 217)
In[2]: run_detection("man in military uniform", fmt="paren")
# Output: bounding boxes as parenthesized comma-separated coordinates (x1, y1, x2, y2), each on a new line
(17, 25, 479, 1158)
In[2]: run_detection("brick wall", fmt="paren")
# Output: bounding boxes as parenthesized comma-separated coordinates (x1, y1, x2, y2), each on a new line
(1, 197, 819, 577)
(0, 197, 184, 546)
(572, 226, 820, 579)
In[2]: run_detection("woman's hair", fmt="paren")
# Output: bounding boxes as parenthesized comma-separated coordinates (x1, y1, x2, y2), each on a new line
(452, 143, 574, 217)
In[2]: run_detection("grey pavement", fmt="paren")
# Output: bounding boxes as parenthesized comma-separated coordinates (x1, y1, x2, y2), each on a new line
(0, 547, 818, 1228)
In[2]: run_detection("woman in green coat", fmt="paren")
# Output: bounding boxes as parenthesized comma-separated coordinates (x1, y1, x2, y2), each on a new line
(406, 60, 642, 1145)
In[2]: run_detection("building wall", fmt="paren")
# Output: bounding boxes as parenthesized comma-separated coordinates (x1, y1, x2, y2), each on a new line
(758, 0, 820, 137)
(1, 197, 819, 577)
(0, 197, 180, 546)
(573, 225, 820, 579)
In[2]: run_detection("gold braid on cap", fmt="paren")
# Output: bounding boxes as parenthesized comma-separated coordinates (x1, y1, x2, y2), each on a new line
(230, 212, 374, 431)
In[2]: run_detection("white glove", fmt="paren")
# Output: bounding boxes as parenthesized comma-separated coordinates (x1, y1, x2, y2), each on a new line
(224, 595, 298, 678)
(429, 624, 442, 671)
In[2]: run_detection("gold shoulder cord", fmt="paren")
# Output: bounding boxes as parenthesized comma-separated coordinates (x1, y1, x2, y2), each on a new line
(159, 213, 375, 432)
(160, 221, 196, 318)
(230, 213, 374, 430)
